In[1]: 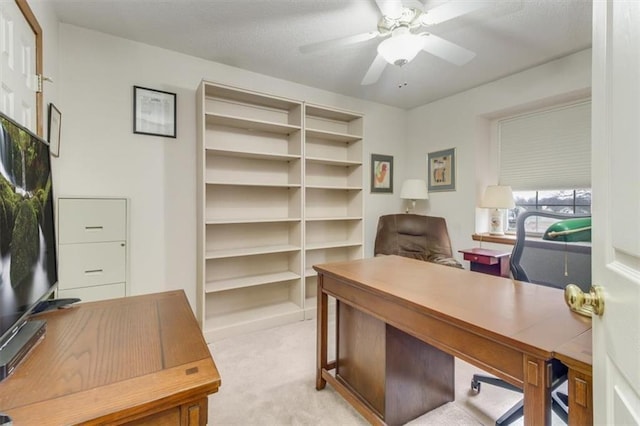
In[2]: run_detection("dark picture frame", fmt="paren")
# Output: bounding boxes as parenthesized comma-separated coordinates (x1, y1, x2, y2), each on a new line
(371, 153, 393, 193)
(427, 148, 456, 192)
(133, 86, 176, 138)
(48, 103, 61, 157)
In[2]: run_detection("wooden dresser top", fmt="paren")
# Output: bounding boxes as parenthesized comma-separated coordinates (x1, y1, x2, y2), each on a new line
(0, 290, 220, 424)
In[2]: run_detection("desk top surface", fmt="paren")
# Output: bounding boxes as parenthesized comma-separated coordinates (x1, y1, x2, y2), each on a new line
(555, 329, 593, 371)
(314, 255, 592, 359)
(0, 290, 220, 424)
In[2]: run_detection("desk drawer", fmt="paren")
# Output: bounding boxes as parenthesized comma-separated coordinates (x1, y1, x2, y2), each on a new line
(58, 283, 125, 302)
(463, 252, 498, 265)
(58, 198, 126, 244)
(58, 242, 126, 289)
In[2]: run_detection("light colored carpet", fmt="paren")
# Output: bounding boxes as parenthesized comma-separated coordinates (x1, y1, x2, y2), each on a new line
(208, 318, 565, 425)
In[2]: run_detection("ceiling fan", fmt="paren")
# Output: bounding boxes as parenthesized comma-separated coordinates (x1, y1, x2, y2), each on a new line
(300, 0, 484, 85)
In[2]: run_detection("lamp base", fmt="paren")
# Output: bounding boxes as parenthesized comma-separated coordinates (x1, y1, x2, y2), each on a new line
(489, 209, 505, 235)
(404, 200, 417, 214)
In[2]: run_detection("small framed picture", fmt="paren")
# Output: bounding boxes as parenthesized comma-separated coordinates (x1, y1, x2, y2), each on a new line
(133, 86, 176, 138)
(427, 148, 456, 192)
(48, 103, 61, 157)
(371, 154, 393, 193)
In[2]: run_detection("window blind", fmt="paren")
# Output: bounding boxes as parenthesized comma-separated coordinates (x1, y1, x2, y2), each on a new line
(498, 101, 591, 190)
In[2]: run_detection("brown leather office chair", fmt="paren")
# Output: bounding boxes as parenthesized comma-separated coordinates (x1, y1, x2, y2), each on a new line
(374, 214, 463, 269)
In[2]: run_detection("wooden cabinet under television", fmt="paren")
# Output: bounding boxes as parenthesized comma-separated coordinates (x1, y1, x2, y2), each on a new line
(196, 80, 363, 341)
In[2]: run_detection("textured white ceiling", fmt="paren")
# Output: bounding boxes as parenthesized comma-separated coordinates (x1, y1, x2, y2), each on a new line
(49, 0, 592, 109)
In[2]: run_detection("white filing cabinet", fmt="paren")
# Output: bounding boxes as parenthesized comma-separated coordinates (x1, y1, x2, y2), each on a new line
(56, 198, 128, 302)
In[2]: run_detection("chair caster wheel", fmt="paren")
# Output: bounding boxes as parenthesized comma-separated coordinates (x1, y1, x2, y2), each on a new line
(471, 379, 481, 393)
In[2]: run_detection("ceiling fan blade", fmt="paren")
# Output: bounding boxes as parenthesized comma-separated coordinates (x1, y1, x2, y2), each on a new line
(374, 0, 403, 19)
(420, 1, 485, 26)
(361, 54, 387, 85)
(421, 33, 476, 65)
(299, 31, 379, 54)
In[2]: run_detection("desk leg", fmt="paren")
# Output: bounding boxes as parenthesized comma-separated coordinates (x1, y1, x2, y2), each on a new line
(567, 369, 593, 426)
(316, 274, 327, 390)
(523, 355, 552, 425)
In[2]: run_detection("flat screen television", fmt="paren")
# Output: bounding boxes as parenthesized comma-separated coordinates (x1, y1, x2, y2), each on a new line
(0, 111, 58, 380)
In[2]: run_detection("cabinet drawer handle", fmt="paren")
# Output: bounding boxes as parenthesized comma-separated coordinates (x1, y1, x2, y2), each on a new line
(84, 269, 104, 275)
(85, 226, 104, 231)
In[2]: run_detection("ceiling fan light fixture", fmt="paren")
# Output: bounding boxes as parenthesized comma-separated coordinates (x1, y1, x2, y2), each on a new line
(377, 29, 424, 66)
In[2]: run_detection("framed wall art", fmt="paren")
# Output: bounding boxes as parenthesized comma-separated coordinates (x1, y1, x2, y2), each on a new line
(371, 154, 393, 193)
(133, 86, 177, 138)
(48, 103, 61, 157)
(427, 148, 456, 192)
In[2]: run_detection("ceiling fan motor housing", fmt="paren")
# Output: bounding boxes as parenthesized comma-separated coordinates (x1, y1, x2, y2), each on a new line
(378, 7, 424, 35)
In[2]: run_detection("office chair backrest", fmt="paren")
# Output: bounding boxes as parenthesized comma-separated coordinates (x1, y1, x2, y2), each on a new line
(374, 214, 463, 268)
(510, 211, 592, 291)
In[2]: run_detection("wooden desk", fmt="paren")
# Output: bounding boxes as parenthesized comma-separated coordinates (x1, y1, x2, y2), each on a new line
(0, 290, 221, 425)
(555, 331, 593, 426)
(315, 255, 592, 425)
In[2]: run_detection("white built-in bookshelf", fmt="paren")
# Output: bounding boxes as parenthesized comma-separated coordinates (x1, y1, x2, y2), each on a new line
(303, 105, 364, 319)
(196, 81, 363, 342)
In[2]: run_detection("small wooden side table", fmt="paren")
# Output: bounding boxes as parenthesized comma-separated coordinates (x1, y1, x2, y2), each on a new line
(459, 248, 511, 277)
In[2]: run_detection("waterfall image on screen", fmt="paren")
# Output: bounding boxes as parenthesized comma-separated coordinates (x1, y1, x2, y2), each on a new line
(0, 113, 58, 346)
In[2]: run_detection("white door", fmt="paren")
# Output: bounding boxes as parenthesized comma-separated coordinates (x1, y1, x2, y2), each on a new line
(591, 1, 640, 424)
(0, 0, 37, 131)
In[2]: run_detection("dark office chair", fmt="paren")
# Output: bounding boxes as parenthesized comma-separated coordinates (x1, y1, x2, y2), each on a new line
(510, 211, 592, 292)
(471, 210, 592, 425)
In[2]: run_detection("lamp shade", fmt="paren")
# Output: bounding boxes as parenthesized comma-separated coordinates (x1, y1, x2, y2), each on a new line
(377, 27, 424, 66)
(481, 185, 515, 209)
(400, 179, 429, 200)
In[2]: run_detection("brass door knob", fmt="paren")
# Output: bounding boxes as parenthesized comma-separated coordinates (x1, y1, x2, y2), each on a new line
(564, 284, 605, 317)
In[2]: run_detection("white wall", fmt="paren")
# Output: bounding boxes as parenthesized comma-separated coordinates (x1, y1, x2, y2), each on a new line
(406, 49, 592, 260)
(50, 24, 407, 308)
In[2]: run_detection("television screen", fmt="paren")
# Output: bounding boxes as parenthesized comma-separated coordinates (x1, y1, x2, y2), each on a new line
(0, 111, 58, 348)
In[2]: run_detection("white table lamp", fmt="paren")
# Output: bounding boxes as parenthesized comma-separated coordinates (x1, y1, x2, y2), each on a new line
(481, 185, 515, 235)
(400, 179, 429, 213)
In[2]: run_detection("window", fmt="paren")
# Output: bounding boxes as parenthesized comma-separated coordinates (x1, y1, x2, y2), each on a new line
(497, 101, 592, 234)
(508, 189, 591, 233)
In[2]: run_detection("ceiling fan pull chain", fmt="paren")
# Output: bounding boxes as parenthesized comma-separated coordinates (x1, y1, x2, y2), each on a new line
(397, 65, 408, 89)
